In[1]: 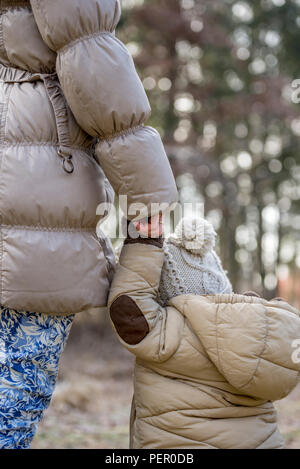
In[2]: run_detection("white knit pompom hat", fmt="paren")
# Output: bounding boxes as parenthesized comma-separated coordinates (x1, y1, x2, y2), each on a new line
(158, 217, 232, 305)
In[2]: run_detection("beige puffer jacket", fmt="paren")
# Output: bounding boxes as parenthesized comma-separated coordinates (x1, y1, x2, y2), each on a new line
(0, 0, 177, 314)
(108, 240, 300, 449)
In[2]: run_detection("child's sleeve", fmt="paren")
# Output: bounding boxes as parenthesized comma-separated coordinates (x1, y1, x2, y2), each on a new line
(107, 239, 183, 363)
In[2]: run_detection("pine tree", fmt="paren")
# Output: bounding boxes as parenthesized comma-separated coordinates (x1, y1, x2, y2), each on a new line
(119, 0, 300, 300)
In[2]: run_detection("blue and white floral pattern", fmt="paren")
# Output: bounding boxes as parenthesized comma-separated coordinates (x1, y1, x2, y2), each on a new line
(0, 307, 74, 449)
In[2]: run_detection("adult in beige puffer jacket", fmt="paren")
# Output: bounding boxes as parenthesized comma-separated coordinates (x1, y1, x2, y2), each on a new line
(0, 0, 177, 314)
(0, 0, 177, 449)
(108, 218, 300, 449)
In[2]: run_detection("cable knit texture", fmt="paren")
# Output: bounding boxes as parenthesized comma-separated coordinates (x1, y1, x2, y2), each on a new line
(158, 217, 232, 305)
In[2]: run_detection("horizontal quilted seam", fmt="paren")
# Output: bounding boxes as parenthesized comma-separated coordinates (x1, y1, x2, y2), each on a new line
(210, 293, 268, 306)
(1, 142, 92, 151)
(140, 407, 231, 419)
(58, 31, 115, 55)
(138, 418, 215, 447)
(204, 295, 300, 317)
(97, 124, 145, 143)
(0, 63, 53, 82)
(0, 224, 96, 232)
(1, 143, 101, 170)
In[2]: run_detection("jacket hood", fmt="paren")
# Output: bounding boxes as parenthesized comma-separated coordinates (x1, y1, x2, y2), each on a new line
(169, 293, 300, 402)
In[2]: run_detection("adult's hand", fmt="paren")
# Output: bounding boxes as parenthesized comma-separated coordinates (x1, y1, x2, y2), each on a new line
(133, 214, 163, 238)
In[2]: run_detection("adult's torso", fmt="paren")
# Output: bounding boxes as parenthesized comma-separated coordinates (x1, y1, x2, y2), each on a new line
(0, 0, 114, 314)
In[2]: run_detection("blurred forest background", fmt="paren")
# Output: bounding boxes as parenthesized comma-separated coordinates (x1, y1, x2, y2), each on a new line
(33, 0, 300, 449)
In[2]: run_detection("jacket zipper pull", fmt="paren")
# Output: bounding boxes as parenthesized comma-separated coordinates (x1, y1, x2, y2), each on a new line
(57, 146, 74, 174)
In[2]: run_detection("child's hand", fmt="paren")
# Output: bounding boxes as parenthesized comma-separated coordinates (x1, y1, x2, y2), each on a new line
(133, 213, 163, 238)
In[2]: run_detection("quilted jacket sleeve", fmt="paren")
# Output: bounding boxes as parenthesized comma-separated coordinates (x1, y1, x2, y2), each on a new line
(107, 240, 183, 362)
(181, 295, 300, 402)
(30, 0, 178, 218)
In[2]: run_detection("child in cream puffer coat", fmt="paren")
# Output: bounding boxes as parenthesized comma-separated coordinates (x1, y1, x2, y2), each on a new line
(108, 215, 300, 449)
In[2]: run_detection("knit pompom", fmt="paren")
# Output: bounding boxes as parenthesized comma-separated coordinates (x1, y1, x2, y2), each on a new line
(167, 217, 217, 256)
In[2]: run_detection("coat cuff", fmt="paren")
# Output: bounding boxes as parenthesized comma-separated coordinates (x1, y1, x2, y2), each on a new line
(124, 237, 164, 249)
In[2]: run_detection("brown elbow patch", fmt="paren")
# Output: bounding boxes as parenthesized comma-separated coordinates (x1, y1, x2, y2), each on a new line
(110, 295, 150, 345)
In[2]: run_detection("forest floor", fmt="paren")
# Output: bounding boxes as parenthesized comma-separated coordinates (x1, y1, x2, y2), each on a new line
(31, 310, 300, 449)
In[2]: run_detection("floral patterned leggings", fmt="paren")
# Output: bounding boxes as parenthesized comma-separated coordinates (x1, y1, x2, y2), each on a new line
(0, 307, 74, 449)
